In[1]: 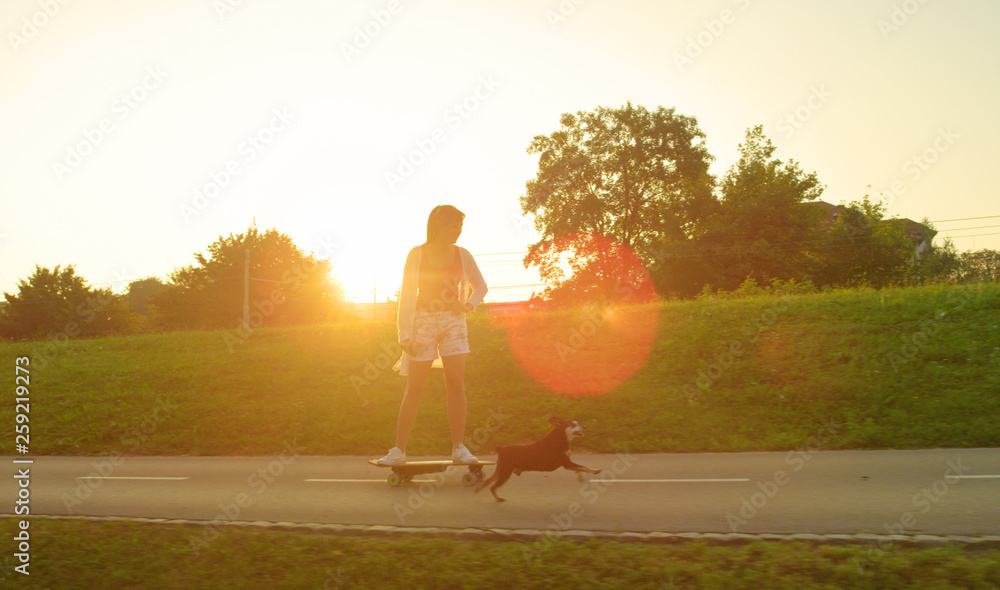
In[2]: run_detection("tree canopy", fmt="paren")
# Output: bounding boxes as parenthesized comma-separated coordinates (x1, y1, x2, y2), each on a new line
(154, 225, 344, 331)
(520, 102, 714, 305)
(519, 106, 975, 301)
(0, 265, 132, 341)
(808, 195, 916, 288)
(706, 125, 826, 290)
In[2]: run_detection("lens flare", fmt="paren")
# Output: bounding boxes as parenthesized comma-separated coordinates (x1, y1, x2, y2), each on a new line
(496, 233, 659, 396)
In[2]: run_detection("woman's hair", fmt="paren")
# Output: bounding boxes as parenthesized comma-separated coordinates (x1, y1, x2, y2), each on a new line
(425, 205, 465, 243)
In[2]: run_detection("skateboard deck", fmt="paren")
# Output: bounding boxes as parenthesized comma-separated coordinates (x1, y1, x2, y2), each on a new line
(368, 459, 495, 487)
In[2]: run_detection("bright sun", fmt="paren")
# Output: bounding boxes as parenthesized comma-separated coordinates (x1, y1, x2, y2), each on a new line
(302, 206, 543, 305)
(330, 248, 405, 303)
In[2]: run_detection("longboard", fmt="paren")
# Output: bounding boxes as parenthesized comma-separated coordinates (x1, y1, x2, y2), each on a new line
(368, 459, 495, 487)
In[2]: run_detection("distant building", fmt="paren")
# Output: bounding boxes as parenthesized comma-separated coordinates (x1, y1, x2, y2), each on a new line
(806, 200, 937, 256)
(886, 217, 938, 256)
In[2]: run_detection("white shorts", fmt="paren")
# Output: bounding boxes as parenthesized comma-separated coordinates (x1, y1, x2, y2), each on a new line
(410, 310, 470, 361)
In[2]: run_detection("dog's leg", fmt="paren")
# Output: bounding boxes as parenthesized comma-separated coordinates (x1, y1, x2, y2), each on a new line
(475, 472, 496, 494)
(565, 459, 601, 474)
(489, 465, 514, 502)
(564, 460, 602, 481)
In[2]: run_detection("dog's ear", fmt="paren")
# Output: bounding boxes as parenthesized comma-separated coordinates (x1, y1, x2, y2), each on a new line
(549, 417, 563, 426)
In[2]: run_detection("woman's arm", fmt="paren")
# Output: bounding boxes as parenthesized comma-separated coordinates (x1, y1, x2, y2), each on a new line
(397, 246, 421, 343)
(461, 247, 488, 310)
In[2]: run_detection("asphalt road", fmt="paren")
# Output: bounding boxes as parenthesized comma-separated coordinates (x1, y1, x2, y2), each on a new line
(4, 448, 999, 536)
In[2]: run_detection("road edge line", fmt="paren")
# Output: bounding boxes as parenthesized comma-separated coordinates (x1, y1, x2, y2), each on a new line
(7, 515, 1000, 548)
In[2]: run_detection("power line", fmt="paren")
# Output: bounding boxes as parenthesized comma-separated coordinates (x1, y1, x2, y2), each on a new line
(935, 232, 1000, 240)
(935, 225, 1000, 232)
(930, 215, 1000, 223)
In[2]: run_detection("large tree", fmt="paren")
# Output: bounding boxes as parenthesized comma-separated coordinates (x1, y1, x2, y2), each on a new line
(519, 102, 714, 304)
(154, 225, 344, 330)
(707, 126, 825, 290)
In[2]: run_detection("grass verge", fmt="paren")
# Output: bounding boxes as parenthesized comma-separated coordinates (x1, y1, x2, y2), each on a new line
(0, 283, 997, 456)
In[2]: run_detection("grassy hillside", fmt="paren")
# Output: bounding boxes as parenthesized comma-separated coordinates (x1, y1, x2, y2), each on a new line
(1, 283, 997, 457)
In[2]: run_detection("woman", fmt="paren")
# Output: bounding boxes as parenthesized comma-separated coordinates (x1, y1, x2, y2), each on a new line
(378, 205, 488, 465)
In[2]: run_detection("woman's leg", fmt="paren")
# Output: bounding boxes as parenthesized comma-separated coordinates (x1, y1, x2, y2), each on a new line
(394, 360, 433, 452)
(441, 353, 468, 450)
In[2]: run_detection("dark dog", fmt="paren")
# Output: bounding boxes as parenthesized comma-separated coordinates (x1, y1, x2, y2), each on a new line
(475, 417, 601, 502)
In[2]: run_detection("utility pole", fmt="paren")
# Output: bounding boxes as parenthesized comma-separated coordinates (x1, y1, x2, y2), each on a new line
(243, 249, 250, 327)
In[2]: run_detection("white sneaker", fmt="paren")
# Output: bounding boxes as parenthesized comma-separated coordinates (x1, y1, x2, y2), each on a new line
(377, 447, 406, 465)
(452, 444, 478, 464)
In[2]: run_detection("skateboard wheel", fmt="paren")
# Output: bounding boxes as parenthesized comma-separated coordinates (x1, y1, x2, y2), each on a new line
(461, 473, 476, 487)
(387, 473, 401, 487)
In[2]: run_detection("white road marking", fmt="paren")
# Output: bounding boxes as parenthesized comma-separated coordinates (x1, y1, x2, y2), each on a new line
(952, 475, 1000, 479)
(307, 479, 440, 483)
(612, 478, 750, 483)
(77, 476, 189, 480)
(306, 478, 750, 483)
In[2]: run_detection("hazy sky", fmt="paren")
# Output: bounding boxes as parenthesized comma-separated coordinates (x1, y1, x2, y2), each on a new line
(2, 0, 998, 302)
